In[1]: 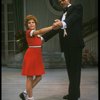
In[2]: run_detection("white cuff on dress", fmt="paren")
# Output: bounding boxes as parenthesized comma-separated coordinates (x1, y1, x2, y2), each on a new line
(30, 30, 36, 37)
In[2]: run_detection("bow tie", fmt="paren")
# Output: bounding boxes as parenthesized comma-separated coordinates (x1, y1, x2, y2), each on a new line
(63, 7, 68, 13)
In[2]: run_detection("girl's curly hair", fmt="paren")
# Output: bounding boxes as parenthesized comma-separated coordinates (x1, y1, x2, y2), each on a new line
(24, 15, 38, 29)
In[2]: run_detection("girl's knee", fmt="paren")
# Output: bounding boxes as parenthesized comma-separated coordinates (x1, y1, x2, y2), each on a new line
(36, 75, 42, 81)
(27, 76, 33, 80)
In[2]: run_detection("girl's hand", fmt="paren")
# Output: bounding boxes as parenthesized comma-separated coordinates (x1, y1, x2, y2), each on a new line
(52, 19, 63, 30)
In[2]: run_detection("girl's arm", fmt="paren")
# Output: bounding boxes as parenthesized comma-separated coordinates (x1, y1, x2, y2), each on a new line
(31, 26, 53, 36)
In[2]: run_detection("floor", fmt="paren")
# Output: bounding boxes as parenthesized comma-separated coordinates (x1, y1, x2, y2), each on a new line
(2, 67, 98, 100)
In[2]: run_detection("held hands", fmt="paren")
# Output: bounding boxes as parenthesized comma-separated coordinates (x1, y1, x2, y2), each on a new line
(52, 19, 63, 30)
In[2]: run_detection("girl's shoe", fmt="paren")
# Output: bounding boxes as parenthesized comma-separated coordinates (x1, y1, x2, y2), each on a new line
(19, 92, 27, 100)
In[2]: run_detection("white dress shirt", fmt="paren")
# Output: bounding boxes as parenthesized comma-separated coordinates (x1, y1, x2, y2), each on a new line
(61, 4, 71, 37)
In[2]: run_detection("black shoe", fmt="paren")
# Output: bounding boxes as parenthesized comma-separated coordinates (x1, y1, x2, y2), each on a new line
(19, 92, 27, 100)
(68, 98, 79, 100)
(63, 95, 69, 99)
(63, 94, 80, 99)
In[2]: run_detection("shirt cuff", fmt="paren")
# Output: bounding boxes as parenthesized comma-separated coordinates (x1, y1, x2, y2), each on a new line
(61, 21, 67, 29)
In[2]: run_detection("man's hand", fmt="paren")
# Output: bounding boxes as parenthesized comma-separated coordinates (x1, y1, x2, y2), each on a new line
(52, 19, 63, 30)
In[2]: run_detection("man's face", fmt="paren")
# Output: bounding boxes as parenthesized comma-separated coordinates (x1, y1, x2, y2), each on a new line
(58, 0, 70, 9)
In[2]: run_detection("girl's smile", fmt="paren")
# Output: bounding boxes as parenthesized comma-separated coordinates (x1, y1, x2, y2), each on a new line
(28, 19, 36, 30)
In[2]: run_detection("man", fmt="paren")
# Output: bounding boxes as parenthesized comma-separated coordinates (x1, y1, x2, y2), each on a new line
(42, 0, 85, 100)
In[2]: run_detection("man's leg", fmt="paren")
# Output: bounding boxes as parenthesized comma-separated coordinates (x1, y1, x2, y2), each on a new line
(63, 47, 82, 99)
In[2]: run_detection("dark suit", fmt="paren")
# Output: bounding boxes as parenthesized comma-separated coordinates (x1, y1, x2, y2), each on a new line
(42, 4, 84, 100)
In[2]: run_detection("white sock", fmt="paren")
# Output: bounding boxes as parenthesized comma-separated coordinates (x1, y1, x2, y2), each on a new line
(28, 96, 34, 100)
(24, 89, 27, 94)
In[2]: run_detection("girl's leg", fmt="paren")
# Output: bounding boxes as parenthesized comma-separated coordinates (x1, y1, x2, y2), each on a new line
(26, 76, 33, 98)
(20, 75, 42, 100)
(26, 75, 42, 100)
(22, 76, 42, 94)
(32, 75, 42, 88)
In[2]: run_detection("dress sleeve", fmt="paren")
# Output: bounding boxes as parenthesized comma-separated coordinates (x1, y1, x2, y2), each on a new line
(30, 30, 36, 37)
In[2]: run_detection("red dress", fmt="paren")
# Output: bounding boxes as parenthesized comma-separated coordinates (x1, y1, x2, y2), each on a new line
(22, 29, 45, 76)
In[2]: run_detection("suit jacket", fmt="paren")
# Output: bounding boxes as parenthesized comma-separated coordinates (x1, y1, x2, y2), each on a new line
(42, 4, 85, 52)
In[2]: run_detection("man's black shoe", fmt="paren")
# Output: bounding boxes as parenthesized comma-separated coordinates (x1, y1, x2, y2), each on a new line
(63, 94, 80, 99)
(19, 92, 27, 100)
(63, 95, 69, 99)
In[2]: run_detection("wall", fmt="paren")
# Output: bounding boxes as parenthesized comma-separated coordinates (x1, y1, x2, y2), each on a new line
(72, 0, 98, 22)
(2, 0, 98, 68)
(83, 31, 98, 63)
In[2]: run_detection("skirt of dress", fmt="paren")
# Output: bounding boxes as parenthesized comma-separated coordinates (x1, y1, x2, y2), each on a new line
(21, 47, 45, 76)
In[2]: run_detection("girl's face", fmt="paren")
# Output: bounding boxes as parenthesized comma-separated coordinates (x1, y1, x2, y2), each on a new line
(27, 19, 36, 30)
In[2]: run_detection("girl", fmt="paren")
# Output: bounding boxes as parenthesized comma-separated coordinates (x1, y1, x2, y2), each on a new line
(19, 15, 54, 100)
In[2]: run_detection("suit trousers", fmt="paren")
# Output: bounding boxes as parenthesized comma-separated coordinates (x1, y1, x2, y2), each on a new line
(63, 46, 82, 99)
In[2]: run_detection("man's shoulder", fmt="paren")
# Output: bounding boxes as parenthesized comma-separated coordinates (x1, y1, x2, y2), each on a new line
(71, 4, 83, 11)
(69, 4, 83, 10)
(73, 4, 83, 8)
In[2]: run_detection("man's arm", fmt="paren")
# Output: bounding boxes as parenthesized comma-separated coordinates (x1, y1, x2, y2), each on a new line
(42, 29, 60, 42)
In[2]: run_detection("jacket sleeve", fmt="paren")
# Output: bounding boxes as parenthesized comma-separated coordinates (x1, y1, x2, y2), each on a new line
(42, 29, 60, 42)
